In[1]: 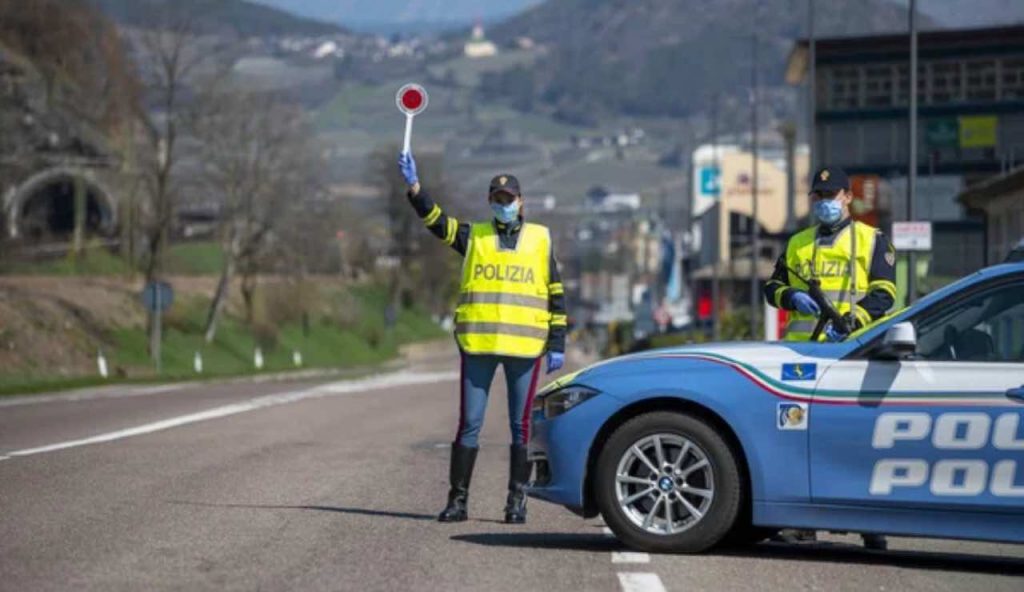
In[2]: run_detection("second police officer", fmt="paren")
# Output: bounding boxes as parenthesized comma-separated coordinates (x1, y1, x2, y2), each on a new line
(763, 166, 897, 550)
(398, 151, 568, 525)
(764, 166, 898, 343)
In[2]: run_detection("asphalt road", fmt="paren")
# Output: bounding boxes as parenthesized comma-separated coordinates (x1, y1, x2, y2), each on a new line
(1, 343, 1022, 592)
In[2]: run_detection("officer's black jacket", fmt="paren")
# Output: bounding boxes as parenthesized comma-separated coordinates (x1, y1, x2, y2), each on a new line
(408, 188, 567, 353)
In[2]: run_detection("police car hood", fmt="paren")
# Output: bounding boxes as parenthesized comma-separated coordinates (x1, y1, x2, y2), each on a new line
(545, 341, 831, 394)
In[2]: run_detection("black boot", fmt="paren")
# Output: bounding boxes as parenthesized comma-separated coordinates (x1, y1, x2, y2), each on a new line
(438, 443, 478, 522)
(504, 444, 531, 524)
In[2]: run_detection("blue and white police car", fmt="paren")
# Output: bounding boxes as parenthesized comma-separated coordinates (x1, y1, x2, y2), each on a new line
(528, 262, 1024, 553)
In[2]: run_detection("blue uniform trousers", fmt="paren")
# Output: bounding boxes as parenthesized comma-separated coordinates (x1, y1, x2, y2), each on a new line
(455, 353, 543, 448)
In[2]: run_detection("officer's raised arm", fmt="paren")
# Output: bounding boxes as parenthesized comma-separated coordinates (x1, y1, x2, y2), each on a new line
(399, 152, 470, 256)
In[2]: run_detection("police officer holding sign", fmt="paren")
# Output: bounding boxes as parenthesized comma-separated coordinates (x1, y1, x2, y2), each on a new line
(763, 166, 896, 550)
(398, 152, 567, 524)
(764, 166, 898, 343)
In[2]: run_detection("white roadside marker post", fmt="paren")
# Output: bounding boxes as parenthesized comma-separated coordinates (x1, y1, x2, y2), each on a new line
(97, 349, 109, 379)
(293, 350, 303, 368)
(194, 351, 203, 374)
(254, 347, 264, 370)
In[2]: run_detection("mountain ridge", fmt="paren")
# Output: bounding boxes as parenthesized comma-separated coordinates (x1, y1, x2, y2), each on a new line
(249, 0, 542, 32)
(88, 0, 346, 36)
(480, 0, 943, 119)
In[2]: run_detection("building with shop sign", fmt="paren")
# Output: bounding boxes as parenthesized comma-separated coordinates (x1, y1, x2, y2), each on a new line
(786, 25, 1024, 277)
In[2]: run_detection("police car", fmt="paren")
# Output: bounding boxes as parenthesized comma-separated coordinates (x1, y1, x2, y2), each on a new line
(527, 262, 1024, 553)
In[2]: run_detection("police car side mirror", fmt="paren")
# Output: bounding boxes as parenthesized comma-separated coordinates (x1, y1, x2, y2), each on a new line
(875, 322, 917, 360)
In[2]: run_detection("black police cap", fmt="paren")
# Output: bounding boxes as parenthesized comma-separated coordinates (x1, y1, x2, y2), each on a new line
(489, 174, 521, 196)
(810, 166, 850, 193)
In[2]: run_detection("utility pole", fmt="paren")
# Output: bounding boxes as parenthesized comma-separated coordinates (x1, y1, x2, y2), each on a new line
(749, 1, 761, 339)
(907, 0, 918, 303)
(808, 0, 816, 170)
(711, 94, 721, 342)
(781, 122, 797, 233)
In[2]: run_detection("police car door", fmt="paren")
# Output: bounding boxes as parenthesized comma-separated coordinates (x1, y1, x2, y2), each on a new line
(810, 275, 1024, 515)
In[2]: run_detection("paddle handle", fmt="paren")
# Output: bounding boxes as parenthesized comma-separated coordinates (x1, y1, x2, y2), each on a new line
(402, 113, 414, 155)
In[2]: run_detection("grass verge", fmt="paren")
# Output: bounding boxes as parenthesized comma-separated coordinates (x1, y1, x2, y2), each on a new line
(0, 280, 446, 396)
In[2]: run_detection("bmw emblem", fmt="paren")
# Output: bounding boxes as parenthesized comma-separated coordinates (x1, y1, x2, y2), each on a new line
(658, 477, 674, 492)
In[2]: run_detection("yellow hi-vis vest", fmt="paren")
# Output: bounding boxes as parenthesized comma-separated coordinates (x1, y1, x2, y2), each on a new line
(783, 221, 878, 341)
(455, 222, 552, 357)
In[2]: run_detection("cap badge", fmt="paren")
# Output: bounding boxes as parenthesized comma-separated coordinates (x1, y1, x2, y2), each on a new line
(820, 170, 830, 181)
(499, 176, 507, 185)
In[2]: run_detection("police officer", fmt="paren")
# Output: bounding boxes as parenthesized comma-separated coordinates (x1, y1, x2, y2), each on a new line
(398, 152, 567, 524)
(764, 166, 896, 551)
(764, 166, 897, 343)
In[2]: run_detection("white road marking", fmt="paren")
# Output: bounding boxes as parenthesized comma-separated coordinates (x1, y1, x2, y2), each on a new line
(0, 370, 458, 460)
(0, 365, 399, 408)
(612, 552, 651, 563)
(617, 572, 666, 592)
(602, 527, 614, 536)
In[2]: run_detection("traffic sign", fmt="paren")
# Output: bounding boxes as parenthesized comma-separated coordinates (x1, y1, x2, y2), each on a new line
(141, 281, 174, 314)
(396, 83, 428, 155)
(892, 221, 932, 252)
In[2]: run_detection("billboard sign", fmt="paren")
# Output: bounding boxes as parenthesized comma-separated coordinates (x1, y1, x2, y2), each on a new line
(958, 115, 997, 148)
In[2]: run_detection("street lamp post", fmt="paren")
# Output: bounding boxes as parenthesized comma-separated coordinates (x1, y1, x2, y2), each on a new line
(750, 1, 761, 339)
(907, 0, 919, 303)
(808, 0, 816, 171)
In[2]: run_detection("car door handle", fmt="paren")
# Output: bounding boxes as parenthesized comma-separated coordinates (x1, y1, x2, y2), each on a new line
(1007, 386, 1024, 402)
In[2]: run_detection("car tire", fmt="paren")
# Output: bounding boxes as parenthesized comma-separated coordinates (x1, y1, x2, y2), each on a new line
(595, 411, 743, 553)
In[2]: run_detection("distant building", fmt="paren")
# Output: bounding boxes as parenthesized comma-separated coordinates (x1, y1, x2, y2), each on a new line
(464, 23, 498, 59)
(312, 41, 341, 59)
(786, 25, 1024, 275)
(687, 138, 810, 317)
(958, 166, 1024, 264)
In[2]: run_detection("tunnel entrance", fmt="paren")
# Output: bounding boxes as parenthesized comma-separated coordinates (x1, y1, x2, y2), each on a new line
(17, 175, 112, 241)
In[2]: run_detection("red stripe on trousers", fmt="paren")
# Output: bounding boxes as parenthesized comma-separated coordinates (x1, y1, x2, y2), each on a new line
(520, 357, 543, 444)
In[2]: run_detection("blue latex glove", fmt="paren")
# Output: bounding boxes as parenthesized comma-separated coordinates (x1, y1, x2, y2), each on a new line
(791, 291, 820, 316)
(825, 322, 848, 343)
(546, 351, 564, 374)
(398, 151, 418, 186)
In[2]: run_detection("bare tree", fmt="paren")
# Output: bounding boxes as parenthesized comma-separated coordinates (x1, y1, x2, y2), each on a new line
(134, 19, 202, 284)
(123, 5, 233, 356)
(193, 89, 317, 342)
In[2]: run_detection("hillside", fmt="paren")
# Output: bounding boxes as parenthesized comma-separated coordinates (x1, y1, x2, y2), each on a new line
(0, 272, 444, 393)
(250, 0, 543, 32)
(486, 0, 937, 118)
(88, 0, 345, 36)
